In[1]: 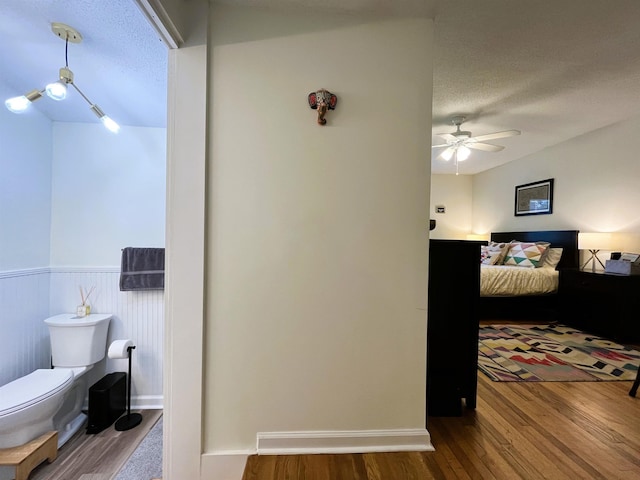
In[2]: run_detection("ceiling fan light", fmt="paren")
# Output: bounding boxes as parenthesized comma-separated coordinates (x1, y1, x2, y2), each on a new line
(441, 148, 454, 161)
(457, 145, 471, 161)
(46, 81, 67, 101)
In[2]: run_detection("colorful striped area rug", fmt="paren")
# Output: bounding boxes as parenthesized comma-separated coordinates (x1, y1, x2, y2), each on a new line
(478, 324, 640, 382)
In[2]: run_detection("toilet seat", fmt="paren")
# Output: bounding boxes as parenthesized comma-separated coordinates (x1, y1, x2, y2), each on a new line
(0, 369, 74, 417)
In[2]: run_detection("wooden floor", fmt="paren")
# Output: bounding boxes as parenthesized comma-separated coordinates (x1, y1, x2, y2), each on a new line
(17, 323, 640, 480)
(27, 409, 161, 480)
(243, 364, 640, 479)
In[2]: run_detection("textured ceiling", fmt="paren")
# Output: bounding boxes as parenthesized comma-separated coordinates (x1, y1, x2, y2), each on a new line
(2, 1, 640, 176)
(431, 0, 640, 174)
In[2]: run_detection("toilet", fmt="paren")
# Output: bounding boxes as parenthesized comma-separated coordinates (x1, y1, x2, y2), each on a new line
(0, 313, 112, 450)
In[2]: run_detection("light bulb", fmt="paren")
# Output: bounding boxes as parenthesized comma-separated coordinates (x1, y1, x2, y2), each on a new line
(90, 104, 120, 134)
(100, 115, 120, 134)
(457, 145, 471, 161)
(46, 82, 67, 101)
(5, 89, 42, 113)
(5, 95, 30, 113)
(441, 148, 454, 161)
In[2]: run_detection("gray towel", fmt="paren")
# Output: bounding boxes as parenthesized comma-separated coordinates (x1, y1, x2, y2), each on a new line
(120, 247, 165, 291)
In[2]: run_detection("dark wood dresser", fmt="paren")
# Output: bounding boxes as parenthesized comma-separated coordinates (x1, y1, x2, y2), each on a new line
(559, 269, 640, 343)
(426, 240, 482, 417)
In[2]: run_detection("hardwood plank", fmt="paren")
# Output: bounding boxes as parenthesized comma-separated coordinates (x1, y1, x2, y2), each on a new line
(13, 342, 640, 480)
(512, 382, 637, 478)
(29, 409, 161, 480)
(363, 452, 433, 480)
(242, 371, 640, 480)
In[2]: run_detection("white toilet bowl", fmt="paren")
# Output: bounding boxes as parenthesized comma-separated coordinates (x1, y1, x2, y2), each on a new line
(0, 369, 74, 449)
(0, 313, 111, 451)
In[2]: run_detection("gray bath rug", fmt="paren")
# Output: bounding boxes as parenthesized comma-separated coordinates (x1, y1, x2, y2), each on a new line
(114, 417, 162, 480)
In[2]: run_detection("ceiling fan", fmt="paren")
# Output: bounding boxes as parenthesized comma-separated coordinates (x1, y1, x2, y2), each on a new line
(432, 116, 521, 174)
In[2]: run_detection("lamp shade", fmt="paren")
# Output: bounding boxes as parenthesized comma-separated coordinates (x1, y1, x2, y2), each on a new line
(457, 145, 471, 161)
(578, 232, 614, 251)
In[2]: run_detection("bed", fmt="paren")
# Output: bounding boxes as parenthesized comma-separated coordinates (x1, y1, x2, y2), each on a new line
(478, 230, 579, 319)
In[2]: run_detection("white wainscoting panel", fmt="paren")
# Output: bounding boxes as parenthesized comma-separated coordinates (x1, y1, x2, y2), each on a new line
(49, 267, 164, 408)
(0, 269, 51, 387)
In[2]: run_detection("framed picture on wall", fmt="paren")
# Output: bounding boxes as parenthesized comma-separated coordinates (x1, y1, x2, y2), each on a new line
(514, 178, 554, 216)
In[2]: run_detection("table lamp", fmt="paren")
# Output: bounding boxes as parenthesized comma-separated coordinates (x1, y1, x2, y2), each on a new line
(578, 232, 614, 273)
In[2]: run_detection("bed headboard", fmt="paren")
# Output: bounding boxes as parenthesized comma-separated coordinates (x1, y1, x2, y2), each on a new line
(490, 230, 579, 270)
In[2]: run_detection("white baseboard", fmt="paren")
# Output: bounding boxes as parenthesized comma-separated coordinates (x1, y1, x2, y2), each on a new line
(198, 430, 433, 479)
(256, 428, 434, 455)
(132, 395, 163, 410)
(201, 451, 253, 480)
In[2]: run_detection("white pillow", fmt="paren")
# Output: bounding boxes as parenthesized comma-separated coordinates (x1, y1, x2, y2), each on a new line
(543, 247, 563, 269)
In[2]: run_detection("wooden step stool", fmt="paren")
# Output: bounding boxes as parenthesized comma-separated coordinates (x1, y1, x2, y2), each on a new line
(0, 431, 58, 480)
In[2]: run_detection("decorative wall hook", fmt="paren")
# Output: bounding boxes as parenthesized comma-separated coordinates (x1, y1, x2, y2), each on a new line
(308, 89, 337, 125)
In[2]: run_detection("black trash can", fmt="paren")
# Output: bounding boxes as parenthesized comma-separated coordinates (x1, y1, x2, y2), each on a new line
(86, 372, 126, 434)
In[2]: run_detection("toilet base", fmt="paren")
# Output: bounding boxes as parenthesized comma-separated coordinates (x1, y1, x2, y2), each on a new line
(57, 412, 86, 448)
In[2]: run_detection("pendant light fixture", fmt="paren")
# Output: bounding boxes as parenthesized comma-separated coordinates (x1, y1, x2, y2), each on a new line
(4, 23, 120, 134)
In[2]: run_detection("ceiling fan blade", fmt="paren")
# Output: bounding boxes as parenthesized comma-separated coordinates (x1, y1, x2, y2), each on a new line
(432, 143, 450, 148)
(434, 133, 457, 142)
(467, 142, 505, 152)
(472, 129, 521, 142)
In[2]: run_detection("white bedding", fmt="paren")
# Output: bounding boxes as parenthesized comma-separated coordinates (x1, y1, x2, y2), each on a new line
(480, 264, 559, 297)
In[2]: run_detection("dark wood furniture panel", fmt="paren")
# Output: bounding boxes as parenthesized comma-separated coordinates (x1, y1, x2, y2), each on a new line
(479, 229, 579, 320)
(490, 230, 579, 270)
(559, 269, 640, 343)
(427, 240, 482, 417)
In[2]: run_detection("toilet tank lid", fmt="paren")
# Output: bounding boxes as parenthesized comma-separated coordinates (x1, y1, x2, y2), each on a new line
(45, 313, 113, 327)
(0, 369, 74, 416)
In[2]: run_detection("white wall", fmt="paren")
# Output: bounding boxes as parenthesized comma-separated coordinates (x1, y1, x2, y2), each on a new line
(0, 93, 52, 270)
(204, 5, 432, 457)
(0, 118, 166, 408)
(0, 89, 52, 386)
(47, 123, 167, 406)
(50, 123, 166, 267)
(472, 113, 640, 249)
(430, 174, 473, 239)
